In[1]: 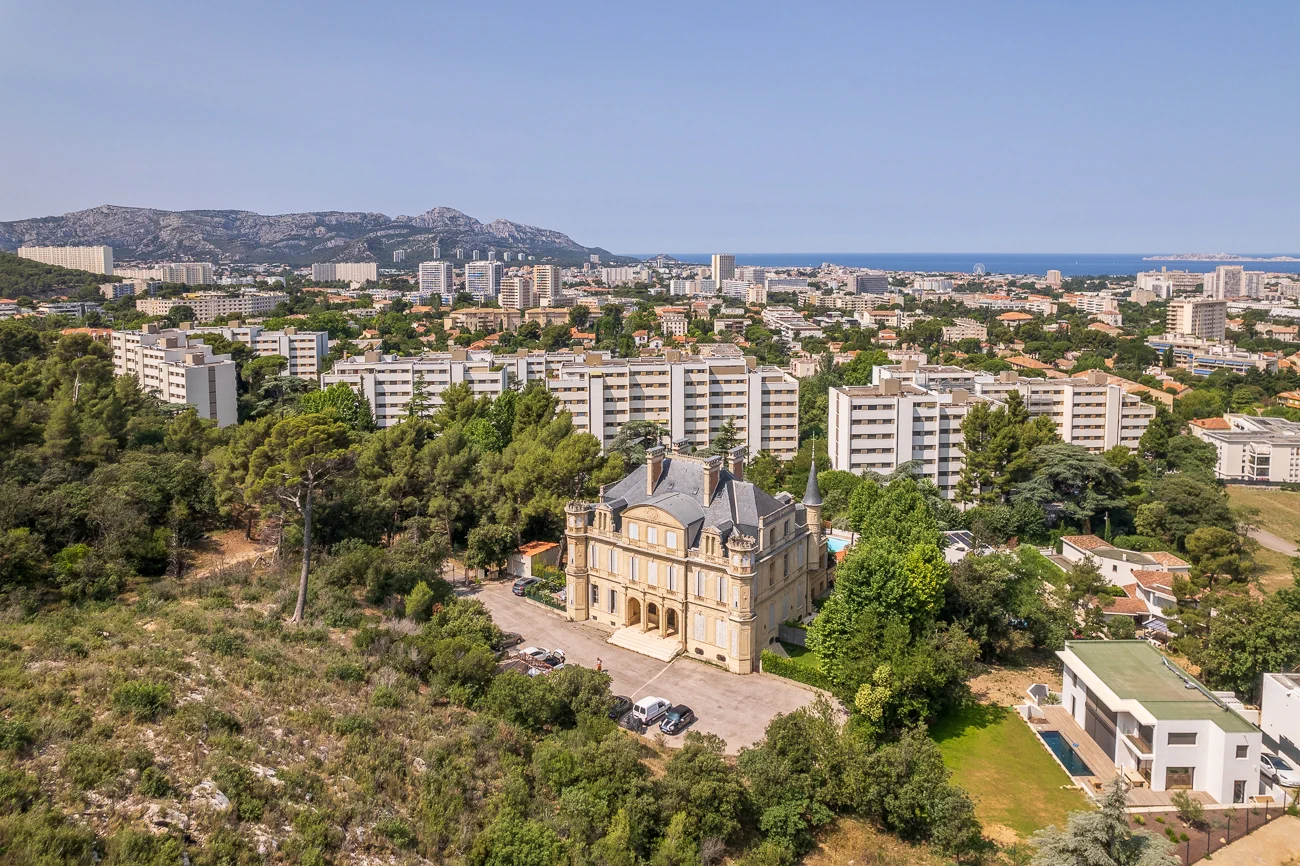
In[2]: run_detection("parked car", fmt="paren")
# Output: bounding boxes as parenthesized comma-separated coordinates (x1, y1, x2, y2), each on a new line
(607, 695, 633, 720)
(497, 631, 523, 650)
(521, 647, 565, 664)
(631, 696, 671, 726)
(659, 705, 695, 735)
(512, 577, 540, 596)
(539, 652, 566, 669)
(1262, 753, 1300, 787)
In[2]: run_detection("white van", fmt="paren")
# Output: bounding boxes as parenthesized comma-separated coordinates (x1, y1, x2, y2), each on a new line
(631, 696, 671, 725)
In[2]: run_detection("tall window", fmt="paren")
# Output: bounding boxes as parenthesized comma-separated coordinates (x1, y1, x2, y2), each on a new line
(648, 526, 658, 544)
(648, 561, 658, 586)
(715, 620, 726, 648)
(694, 612, 705, 640)
(630, 557, 638, 582)
(783, 553, 789, 577)
(608, 588, 616, 613)
(608, 549, 616, 574)
(590, 584, 599, 606)
(628, 523, 639, 540)
(666, 530, 677, 548)
(717, 576, 725, 602)
(694, 570, 704, 597)
(668, 565, 677, 591)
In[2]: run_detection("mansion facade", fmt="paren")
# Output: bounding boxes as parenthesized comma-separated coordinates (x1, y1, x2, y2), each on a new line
(564, 445, 829, 674)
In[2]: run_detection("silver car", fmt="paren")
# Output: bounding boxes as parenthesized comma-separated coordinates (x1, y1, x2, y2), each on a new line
(1262, 753, 1300, 788)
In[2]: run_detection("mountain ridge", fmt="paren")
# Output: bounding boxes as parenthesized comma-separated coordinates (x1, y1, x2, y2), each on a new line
(0, 204, 629, 266)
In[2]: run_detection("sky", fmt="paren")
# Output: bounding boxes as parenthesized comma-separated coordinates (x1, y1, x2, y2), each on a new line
(2, 1, 1298, 253)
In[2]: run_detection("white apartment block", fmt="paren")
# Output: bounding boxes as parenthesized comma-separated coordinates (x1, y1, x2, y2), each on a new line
(136, 291, 289, 321)
(1058, 640, 1261, 804)
(18, 245, 114, 275)
(117, 262, 215, 285)
(1065, 294, 1120, 315)
(669, 279, 692, 297)
(110, 326, 238, 427)
(1202, 265, 1243, 300)
(711, 254, 736, 284)
(1166, 298, 1227, 341)
(600, 267, 639, 286)
(736, 266, 766, 284)
(100, 279, 159, 300)
(718, 279, 751, 301)
(499, 276, 534, 311)
(1189, 414, 1300, 484)
(321, 350, 800, 458)
(464, 260, 502, 302)
(914, 277, 953, 293)
(1137, 268, 1201, 299)
(828, 380, 987, 498)
(418, 260, 454, 304)
(533, 264, 562, 306)
(660, 313, 688, 337)
(311, 262, 378, 284)
(764, 277, 808, 293)
(874, 362, 1156, 455)
(185, 323, 329, 377)
(941, 318, 988, 342)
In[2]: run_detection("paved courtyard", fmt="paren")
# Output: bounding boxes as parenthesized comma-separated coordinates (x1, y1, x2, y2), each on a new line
(466, 580, 822, 753)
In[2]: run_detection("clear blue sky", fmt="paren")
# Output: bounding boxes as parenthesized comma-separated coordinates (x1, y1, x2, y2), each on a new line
(3, 1, 1296, 253)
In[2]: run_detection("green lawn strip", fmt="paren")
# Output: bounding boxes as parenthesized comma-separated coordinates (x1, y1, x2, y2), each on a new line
(777, 641, 823, 671)
(932, 703, 1089, 838)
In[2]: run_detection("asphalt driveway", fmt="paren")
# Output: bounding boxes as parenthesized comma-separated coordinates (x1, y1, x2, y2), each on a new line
(466, 580, 822, 753)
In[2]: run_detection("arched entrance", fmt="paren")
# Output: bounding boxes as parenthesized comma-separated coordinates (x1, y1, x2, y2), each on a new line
(626, 596, 642, 627)
(646, 602, 660, 631)
(665, 608, 679, 636)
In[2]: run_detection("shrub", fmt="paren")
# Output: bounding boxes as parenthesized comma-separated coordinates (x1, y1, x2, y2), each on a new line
(123, 747, 154, 771)
(325, 662, 366, 683)
(374, 816, 416, 848)
(0, 718, 36, 754)
(405, 581, 437, 622)
(1171, 790, 1205, 826)
(371, 687, 402, 709)
(0, 765, 40, 812)
(203, 629, 248, 658)
(111, 681, 173, 722)
(759, 650, 831, 691)
(333, 714, 375, 738)
(214, 764, 269, 823)
(105, 829, 185, 864)
(138, 766, 171, 798)
(64, 743, 121, 790)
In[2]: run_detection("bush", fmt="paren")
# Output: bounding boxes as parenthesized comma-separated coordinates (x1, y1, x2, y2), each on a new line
(371, 686, 402, 709)
(405, 581, 437, 622)
(374, 816, 417, 849)
(138, 766, 171, 798)
(333, 714, 375, 737)
(1171, 790, 1205, 826)
(0, 718, 36, 754)
(325, 662, 366, 683)
(203, 629, 248, 658)
(523, 582, 565, 611)
(759, 650, 831, 691)
(0, 766, 40, 813)
(64, 743, 121, 790)
(213, 764, 269, 823)
(1112, 534, 1167, 552)
(111, 681, 173, 721)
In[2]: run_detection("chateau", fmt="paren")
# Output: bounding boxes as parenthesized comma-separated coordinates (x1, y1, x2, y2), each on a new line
(564, 444, 829, 674)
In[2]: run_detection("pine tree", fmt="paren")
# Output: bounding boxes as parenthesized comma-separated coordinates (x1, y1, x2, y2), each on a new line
(1032, 779, 1177, 866)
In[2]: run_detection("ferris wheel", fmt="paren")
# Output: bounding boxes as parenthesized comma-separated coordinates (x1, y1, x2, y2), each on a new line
(972, 263, 987, 276)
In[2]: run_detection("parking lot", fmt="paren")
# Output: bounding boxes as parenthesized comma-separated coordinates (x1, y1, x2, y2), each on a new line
(467, 580, 822, 753)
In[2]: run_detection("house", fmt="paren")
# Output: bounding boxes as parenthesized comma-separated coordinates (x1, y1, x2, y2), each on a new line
(563, 445, 829, 673)
(1278, 390, 1300, 410)
(1060, 535, 1189, 633)
(1058, 640, 1262, 803)
(997, 311, 1035, 326)
(1258, 323, 1299, 342)
(632, 329, 650, 346)
(1259, 673, 1300, 796)
(508, 541, 561, 580)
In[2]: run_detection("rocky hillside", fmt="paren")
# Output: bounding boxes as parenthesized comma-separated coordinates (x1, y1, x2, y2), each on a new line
(0, 205, 628, 266)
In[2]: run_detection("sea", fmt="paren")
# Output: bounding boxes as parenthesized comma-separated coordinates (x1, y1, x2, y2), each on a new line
(641, 253, 1300, 278)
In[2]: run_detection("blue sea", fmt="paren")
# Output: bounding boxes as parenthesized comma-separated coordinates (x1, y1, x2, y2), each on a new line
(642, 253, 1300, 278)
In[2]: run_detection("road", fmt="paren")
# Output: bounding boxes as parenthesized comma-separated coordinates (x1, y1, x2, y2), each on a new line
(466, 581, 821, 753)
(1250, 528, 1299, 558)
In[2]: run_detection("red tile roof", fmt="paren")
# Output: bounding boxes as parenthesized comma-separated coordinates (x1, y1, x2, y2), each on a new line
(1062, 534, 1109, 551)
(1147, 551, 1190, 568)
(1190, 417, 1231, 431)
(1132, 570, 1179, 595)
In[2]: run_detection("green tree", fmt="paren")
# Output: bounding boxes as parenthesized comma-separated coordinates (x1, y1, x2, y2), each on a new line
(1031, 778, 1177, 866)
(247, 415, 358, 622)
(465, 523, 518, 580)
(707, 417, 740, 456)
(1014, 443, 1126, 534)
(297, 382, 375, 431)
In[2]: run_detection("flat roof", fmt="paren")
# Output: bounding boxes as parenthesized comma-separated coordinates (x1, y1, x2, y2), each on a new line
(1064, 641, 1258, 733)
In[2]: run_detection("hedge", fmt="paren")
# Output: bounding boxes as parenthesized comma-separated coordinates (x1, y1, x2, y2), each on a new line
(760, 650, 832, 691)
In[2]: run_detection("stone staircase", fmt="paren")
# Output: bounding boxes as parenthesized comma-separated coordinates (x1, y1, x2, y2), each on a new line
(607, 626, 683, 662)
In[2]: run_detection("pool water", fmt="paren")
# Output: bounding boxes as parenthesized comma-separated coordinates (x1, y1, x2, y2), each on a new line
(826, 537, 849, 553)
(1039, 730, 1093, 776)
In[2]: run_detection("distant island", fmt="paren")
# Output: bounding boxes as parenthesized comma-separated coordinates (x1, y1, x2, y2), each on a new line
(1144, 253, 1300, 262)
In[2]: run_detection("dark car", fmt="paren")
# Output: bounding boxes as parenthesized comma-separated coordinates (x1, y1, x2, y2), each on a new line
(512, 577, 540, 596)
(497, 631, 523, 650)
(608, 695, 633, 721)
(659, 705, 695, 735)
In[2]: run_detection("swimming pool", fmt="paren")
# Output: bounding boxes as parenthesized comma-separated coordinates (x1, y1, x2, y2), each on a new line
(826, 537, 850, 553)
(1039, 730, 1093, 776)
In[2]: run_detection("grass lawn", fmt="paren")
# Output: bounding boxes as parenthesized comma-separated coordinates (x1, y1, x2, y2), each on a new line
(1229, 485, 1300, 546)
(932, 703, 1090, 841)
(778, 640, 823, 672)
(1254, 546, 1295, 592)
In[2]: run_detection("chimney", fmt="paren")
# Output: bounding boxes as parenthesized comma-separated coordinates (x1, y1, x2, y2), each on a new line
(902, 358, 919, 372)
(179, 321, 193, 330)
(671, 437, 692, 455)
(228, 319, 241, 328)
(702, 454, 723, 507)
(951, 388, 969, 405)
(882, 378, 900, 396)
(646, 446, 665, 494)
(728, 445, 746, 480)
(364, 350, 381, 362)
(284, 326, 297, 335)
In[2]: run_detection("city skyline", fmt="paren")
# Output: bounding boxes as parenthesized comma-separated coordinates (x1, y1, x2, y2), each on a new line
(3, 1, 1297, 252)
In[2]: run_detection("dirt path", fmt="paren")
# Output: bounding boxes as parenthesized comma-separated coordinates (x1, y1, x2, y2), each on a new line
(1251, 527, 1299, 557)
(187, 529, 276, 579)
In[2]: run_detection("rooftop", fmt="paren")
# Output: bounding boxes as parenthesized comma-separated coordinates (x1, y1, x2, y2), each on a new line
(1062, 641, 1258, 733)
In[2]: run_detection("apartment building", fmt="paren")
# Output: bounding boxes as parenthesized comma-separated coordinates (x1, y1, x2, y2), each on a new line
(110, 326, 237, 427)
(311, 262, 378, 283)
(18, 245, 113, 275)
(710, 254, 736, 284)
(533, 264, 562, 306)
(136, 291, 289, 321)
(1064, 294, 1120, 315)
(873, 362, 1156, 454)
(1057, 640, 1261, 804)
(941, 318, 987, 342)
(117, 262, 215, 285)
(1145, 335, 1279, 375)
(915, 277, 954, 293)
(1189, 414, 1300, 484)
(1137, 267, 1200, 299)
(846, 271, 890, 294)
(418, 261, 454, 304)
(100, 279, 159, 300)
(464, 260, 503, 301)
(1166, 298, 1227, 341)
(600, 267, 639, 286)
(828, 380, 987, 497)
(499, 276, 534, 310)
(185, 323, 329, 376)
(443, 308, 523, 334)
(321, 349, 800, 457)
(564, 446, 828, 673)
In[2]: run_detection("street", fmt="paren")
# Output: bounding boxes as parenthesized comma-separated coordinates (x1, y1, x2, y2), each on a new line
(465, 580, 822, 753)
